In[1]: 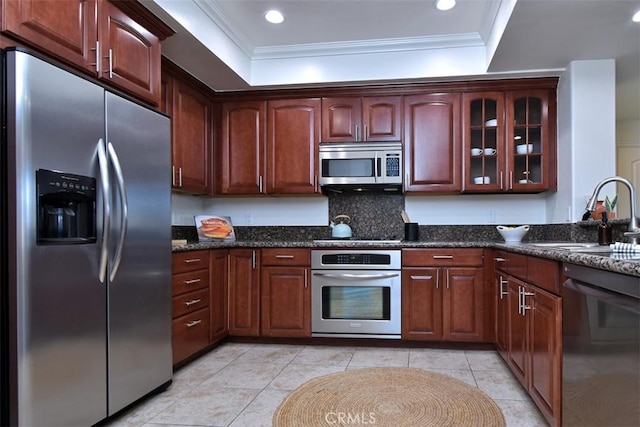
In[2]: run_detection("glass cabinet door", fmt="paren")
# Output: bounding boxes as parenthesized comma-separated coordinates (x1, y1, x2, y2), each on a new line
(463, 92, 504, 191)
(506, 89, 551, 191)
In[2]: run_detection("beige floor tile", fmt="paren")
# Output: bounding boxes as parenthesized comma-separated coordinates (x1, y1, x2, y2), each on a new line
(149, 387, 259, 427)
(198, 361, 285, 389)
(409, 348, 471, 370)
(109, 342, 547, 427)
(228, 389, 290, 427)
(348, 347, 410, 367)
(267, 363, 346, 391)
(494, 399, 549, 427)
(473, 369, 530, 401)
(465, 349, 507, 371)
(232, 344, 303, 365)
(290, 345, 356, 366)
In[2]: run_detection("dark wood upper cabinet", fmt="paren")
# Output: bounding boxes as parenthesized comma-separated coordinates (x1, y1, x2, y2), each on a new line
(1, 0, 172, 105)
(322, 96, 401, 142)
(266, 98, 321, 194)
(404, 93, 461, 193)
(218, 100, 266, 195)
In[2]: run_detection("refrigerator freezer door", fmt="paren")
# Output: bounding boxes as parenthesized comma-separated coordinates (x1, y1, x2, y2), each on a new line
(104, 92, 172, 415)
(6, 51, 107, 426)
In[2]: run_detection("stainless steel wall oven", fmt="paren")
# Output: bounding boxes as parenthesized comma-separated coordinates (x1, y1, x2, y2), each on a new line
(311, 250, 401, 339)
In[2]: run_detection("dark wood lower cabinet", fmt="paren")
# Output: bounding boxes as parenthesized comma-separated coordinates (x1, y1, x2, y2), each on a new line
(260, 267, 310, 337)
(228, 249, 260, 336)
(209, 249, 229, 344)
(503, 268, 561, 427)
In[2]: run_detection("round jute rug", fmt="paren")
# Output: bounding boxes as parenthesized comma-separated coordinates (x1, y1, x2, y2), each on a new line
(273, 367, 506, 427)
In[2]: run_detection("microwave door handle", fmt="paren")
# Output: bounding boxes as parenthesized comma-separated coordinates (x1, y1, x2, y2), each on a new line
(97, 138, 110, 284)
(374, 152, 379, 183)
(107, 142, 128, 282)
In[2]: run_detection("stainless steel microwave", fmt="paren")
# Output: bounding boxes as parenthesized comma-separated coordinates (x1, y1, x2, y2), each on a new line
(318, 141, 403, 192)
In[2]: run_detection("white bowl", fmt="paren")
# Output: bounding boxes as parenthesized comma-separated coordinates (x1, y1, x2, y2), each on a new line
(485, 119, 497, 126)
(516, 144, 533, 154)
(497, 225, 530, 243)
(474, 176, 490, 184)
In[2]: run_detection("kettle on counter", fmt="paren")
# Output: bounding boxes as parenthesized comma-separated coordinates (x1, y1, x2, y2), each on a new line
(330, 215, 352, 238)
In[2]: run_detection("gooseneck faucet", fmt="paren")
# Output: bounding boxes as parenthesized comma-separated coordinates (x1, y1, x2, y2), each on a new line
(586, 176, 639, 245)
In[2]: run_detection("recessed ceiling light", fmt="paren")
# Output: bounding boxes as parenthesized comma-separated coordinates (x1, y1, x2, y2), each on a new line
(632, 10, 640, 23)
(265, 10, 284, 24)
(434, 0, 456, 11)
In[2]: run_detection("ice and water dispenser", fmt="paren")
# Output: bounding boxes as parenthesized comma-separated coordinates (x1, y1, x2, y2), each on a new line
(36, 169, 96, 244)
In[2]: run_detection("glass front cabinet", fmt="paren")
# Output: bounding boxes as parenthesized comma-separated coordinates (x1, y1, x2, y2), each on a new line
(463, 88, 556, 193)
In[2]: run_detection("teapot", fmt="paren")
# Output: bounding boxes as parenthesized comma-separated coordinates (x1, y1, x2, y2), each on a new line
(330, 215, 352, 238)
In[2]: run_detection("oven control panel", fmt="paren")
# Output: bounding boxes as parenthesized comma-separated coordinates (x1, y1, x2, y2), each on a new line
(311, 250, 401, 270)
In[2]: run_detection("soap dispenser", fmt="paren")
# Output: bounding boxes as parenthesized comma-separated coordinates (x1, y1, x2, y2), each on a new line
(598, 211, 612, 245)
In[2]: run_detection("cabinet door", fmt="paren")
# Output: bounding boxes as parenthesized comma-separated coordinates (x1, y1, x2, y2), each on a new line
(404, 93, 461, 192)
(495, 272, 509, 358)
(260, 267, 310, 337)
(266, 98, 320, 194)
(171, 77, 212, 194)
(505, 89, 554, 192)
(529, 287, 561, 425)
(219, 101, 266, 195)
(462, 92, 505, 192)
(228, 249, 260, 336)
(443, 267, 484, 341)
(401, 268, 442, 340)
(507, 277, 529, 388)
(362, 96, 402, 141)
(1, 0, 97, 71)
(209, 249, 229, 344)
(321, 97, 361, 142)
(98, 0, 161, 105)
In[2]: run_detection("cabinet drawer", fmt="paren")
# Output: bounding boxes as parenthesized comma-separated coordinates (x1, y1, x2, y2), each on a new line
(173, 288, 209, 319)
(493, 250, 509, 272)
(261, 248, 310, 266)
(172, 269, 209, 296)
(172, 250, 209, 274)
(172, 307, 210, 364)
(507, 252, 527, 281)
(527, 256, 561, 294)
(402, 249, 484, 267)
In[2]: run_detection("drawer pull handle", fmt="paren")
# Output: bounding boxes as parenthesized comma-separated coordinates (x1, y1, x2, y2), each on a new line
(275, 255, 295, 259)
(183, 278, 201, 285)
(185, 320, 202, 328)
(184, 299, 202, 306)
(433, 255, 454, 259)
(494, 257, 506, 262)
(184, 258, 201, 263)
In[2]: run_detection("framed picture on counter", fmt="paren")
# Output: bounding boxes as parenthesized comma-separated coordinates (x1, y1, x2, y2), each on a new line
(194, 215, 236, 242)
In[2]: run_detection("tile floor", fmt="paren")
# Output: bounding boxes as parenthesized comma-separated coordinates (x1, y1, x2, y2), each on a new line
(106, 342, 548, 427)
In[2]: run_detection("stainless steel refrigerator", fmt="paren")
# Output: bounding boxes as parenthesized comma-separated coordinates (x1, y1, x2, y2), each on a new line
(0, 49, 172, 426)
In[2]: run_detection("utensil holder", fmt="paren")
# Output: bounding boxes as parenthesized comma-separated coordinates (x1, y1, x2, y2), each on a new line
(404, 223, 419, 241)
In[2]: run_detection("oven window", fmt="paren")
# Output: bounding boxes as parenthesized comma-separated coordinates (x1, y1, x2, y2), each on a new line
(322, 158, 375, 178)
(321, 286, 391, 320)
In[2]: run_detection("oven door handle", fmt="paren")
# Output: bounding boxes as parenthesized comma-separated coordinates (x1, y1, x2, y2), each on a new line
(312, 272, 400, 280)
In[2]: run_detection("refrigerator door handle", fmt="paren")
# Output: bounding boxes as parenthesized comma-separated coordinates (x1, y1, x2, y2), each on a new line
(107, 142, 128, 282)
(97, 138, 110, 283)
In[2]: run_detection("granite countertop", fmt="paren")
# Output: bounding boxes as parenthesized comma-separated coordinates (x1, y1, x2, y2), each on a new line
(172, 240, 640, 277)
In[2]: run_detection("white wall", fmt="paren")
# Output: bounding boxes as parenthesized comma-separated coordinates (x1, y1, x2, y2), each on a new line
(549, 60, 617, 223)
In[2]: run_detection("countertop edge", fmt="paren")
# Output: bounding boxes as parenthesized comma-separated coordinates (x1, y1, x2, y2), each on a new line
(171, 240, 640, 277)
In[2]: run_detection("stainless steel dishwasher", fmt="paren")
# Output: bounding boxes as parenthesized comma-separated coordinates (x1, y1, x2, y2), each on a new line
(562, 263, 640, 426)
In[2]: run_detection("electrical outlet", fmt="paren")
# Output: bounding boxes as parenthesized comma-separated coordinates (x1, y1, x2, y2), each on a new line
(488, 209, 497, 223)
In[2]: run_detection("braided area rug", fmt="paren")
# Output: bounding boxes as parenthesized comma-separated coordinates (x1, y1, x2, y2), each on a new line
(273, 367, 505, 427)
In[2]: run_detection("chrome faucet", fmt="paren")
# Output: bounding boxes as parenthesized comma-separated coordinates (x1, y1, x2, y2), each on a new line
(586, 176, 639, 245)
